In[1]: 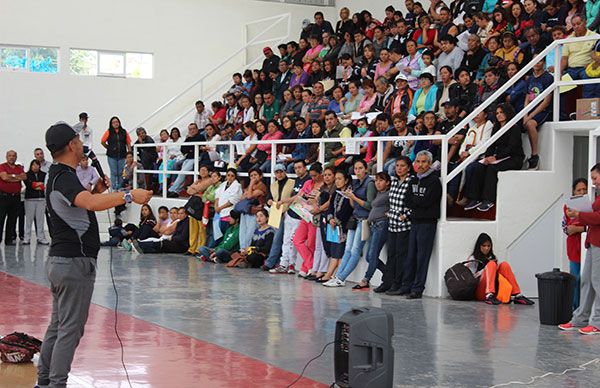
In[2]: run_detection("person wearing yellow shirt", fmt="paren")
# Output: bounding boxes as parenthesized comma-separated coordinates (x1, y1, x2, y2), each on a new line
(561, 14, 599, 98)
(585, 49, 600, 99)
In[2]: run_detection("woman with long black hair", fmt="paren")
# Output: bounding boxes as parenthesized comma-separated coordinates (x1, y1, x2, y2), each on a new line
(462, 103, 525, 212)
(466, 233, 534, 305)
(100, 116, 132, 189)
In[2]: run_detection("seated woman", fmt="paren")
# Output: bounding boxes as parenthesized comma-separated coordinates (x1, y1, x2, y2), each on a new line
(227, 209, 275, 268)
(239, 168, 268, 249)
(462, 103, 524, 212)
(466, 233, 534, 305)
(198, 210, 240, 263)
(408, 73, 438, 123)
(494, 32, 523, 66)
(136, 207, 190, 254)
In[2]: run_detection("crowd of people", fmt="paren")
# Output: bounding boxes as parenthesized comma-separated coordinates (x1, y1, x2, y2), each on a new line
(3, 1, 599, 304)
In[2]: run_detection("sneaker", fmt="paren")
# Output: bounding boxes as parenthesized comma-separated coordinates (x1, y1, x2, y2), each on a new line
(260, 264, 271, 271)
(485, 293, 502, 305)
(558, 322, 580, 331)
(323, 277, 345, 287)
(196, 255, 207, 262)
(298, 271, 308, 278)
(464, 199, 482, 211)
(477, 200, 495, 212)
(578, 325, 600, 335)
(512, 295, 534, 305)
(131, 240, 142, 254)
(21, 240, 30, 245)
(269, 265, 288, 274)
(287, 265, 296, 274)
(447, 194, 455, 207)
(37, 240, 50, 245)
(121, 240, 132, 251)
(527, 155, 539, 170)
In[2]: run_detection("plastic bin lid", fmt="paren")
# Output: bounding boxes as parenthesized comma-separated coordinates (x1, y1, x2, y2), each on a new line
(535, 268, 575, 281)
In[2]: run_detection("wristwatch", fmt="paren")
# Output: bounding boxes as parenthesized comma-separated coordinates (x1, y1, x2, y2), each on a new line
(123, 191, 132, 204)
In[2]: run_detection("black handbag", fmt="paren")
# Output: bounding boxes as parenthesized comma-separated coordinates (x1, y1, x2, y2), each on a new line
(184, 196, 204, 220)
(346, 216, 358, 231)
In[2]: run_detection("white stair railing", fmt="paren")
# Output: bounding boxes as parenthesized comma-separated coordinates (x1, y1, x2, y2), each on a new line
(132, 13, 291, 133)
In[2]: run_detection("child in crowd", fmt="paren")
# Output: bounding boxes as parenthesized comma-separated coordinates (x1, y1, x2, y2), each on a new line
(563, 178, 588, 310)
(466, 233, 535, 305)
(228, 209, 275, 268)
(101, 218, 128, 247)
(198, 210, 241, 263)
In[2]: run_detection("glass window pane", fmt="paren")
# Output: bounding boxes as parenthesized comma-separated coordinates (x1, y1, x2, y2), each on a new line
(0, 47, 27, 70)
(126, 53, 153, 79)
(29, 47, 58, 73)
(70, 49, 98, 75)
(98, 52, 125, 76)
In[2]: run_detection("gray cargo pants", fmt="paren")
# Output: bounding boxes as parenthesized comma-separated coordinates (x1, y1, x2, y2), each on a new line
(37, 256, 96, 388)
(572, 246, 600, 329)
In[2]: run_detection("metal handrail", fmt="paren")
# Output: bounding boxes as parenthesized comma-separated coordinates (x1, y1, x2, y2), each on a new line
(132, 13, 291, 131)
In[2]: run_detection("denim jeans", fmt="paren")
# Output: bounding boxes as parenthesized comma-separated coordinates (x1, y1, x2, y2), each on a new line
(363, 220, 389, 281)
(447, 161, 461, 200)
(384, 158, 397, 177)
(197, 247, 232, 262)
(169, 159, 194, 194)
(265, 215, 285, 268)
(565, 67, 600, 99)
(570, 260, 581, 310)
(336, 220, 368, 281)
(107, 157, 125, 190)
(239, 214, 257, 249)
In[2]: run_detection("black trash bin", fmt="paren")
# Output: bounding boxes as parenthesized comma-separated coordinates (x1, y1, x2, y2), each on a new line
(535, 268, 576, 325)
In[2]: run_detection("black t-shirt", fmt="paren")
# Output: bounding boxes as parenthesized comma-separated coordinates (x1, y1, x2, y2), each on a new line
(46, 163, 100, 258)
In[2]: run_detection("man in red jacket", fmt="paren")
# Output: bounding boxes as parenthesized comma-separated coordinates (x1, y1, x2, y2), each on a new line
(0, 150, 26, 245)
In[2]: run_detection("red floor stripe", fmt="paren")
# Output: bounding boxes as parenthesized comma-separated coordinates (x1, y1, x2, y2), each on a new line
(0, 272, 328, 388)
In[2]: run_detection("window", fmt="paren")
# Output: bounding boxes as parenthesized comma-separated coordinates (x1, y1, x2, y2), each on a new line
(0, 46, 58, 73)
(70, 49, 153, 79)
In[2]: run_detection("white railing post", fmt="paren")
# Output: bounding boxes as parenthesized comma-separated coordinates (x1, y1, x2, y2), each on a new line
(132, 144, 138, 189)
(318, 141, 325, 165)
(193, 145, 199, 182)
(271, 143, 277, 184)
(229, 144, 235, 168)
(162, 150, 168, 198)
(441, 138, 448, 222)
(553, 44, 561, 122)
(376, 140, 384, 173)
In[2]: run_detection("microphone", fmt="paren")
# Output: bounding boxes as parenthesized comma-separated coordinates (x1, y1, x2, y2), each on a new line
(83, 146, 106, 179)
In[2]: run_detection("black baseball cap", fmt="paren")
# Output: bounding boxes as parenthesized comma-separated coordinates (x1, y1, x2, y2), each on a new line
(441, 99, 460, 108)
(46, 122, 77, 154)
(79, 112, 89, 119)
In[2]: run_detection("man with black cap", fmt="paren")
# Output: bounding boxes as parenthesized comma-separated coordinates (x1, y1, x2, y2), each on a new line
(36, 122, 152, 388)
(72, 112, 92, 148)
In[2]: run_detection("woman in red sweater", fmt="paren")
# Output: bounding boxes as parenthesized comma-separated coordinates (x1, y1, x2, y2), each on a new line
(562, 163, 600, 335)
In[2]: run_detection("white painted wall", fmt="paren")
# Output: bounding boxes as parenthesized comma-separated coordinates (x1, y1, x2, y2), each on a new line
(0, 0, 335, 161)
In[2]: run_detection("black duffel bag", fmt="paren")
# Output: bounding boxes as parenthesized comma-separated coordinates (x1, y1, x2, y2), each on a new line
(444, 260, 480, 300)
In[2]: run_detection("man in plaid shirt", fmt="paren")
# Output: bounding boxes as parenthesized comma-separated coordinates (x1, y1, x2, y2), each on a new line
(375, 156, 414, 294)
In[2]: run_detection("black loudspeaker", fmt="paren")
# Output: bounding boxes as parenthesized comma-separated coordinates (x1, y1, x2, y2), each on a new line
(334, 307, 394, 388)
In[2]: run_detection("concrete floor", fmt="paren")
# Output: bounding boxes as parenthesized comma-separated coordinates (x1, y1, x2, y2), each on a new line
(1, 243, 600, 387)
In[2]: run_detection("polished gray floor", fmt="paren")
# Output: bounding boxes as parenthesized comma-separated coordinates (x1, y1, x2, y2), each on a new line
(1, 243, 600, 387)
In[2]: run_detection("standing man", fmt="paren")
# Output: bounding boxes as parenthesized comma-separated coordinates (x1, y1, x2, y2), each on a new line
(193, 100, 211, 131)
(34, 148, 53, 173)
(399, 150, 442, 299)
(72, 112, 92, 148)
(134, 127, 158, 190)
(0, 150, 26, 245)
(37, 123, 152, 388)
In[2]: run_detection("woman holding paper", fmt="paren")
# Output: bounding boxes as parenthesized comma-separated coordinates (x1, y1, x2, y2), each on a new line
(562, 165, 600, 335)
(324, 159, 376, 288)
(320, 170, 354, 283)
(292, 163, 325, 278)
